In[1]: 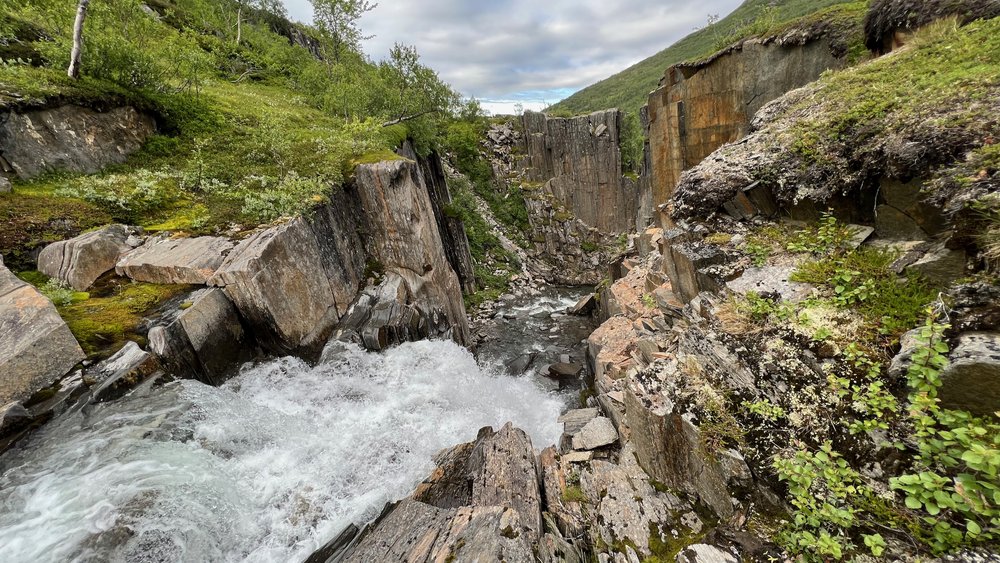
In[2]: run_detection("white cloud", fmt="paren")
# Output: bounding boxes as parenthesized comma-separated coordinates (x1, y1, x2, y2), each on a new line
(281, 0, 743, 103)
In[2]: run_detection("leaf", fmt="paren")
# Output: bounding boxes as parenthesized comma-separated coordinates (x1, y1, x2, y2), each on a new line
(967, 520, 982, 535)
(905, 495, 922, 509)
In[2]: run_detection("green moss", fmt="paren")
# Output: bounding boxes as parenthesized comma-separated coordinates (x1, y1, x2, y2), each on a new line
(561, 485, 588, 504)
(581, 241, 599, 253)
(59, 282, 192, 358)
(350, 150, 408, 168)
(791, 247, 937, 339)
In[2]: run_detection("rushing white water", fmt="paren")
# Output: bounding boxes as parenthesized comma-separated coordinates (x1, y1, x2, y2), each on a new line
(0, 340, 564, 563)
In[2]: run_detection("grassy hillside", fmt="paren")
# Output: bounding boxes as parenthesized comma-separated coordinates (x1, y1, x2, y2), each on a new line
(550, 0, 860, 115)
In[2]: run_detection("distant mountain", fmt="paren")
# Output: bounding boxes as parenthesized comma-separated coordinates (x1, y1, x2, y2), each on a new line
(549, 0, 859, 115)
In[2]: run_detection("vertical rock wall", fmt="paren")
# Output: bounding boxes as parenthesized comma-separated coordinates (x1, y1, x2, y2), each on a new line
(521, 110, 638, 234)
(646, 39, 846, 223)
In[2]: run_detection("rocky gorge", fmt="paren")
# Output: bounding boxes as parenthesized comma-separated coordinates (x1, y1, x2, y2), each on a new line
(2, 0, 1000, 562)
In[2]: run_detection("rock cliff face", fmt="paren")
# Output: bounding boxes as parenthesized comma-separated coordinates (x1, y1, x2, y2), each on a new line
(209, 156, 471, 358)
(518, 110, 640, 284)
(0, 105, 155, 180)
(646, 37, 847, 221)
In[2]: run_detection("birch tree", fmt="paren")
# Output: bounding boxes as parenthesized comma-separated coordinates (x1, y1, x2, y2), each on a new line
(68, 0, 90, 79)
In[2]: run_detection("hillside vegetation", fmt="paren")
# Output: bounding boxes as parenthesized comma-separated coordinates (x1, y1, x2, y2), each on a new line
(550, 0, 860, 115)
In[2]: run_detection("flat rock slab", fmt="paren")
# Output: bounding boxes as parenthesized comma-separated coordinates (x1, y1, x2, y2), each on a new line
(117, 235, 233, 285)
(568, 294, 596, 316)
(38, 224, 138, 290)
(0, 260, 84, 404)
(558, 408, 599, 436)
(548, 362, 583, 379)
(677, 544, 739, 563)
(571, 417, 619, 451)
(727, 265, 812, 302)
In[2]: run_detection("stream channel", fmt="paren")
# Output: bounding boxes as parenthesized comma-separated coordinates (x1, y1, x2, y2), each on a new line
(0, 286, 596, 562)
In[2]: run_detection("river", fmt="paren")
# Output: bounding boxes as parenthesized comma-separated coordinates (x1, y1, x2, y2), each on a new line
(0, 287, 594, 563)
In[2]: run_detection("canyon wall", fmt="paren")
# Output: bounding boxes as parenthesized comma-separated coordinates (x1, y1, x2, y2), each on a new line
(519, 110, 640, 284)
(646, 37, 847, 223)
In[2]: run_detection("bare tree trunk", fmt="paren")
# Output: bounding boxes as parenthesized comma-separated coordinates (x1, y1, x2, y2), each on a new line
(236, 7, 242, 46)
(68, 0, 90, 79)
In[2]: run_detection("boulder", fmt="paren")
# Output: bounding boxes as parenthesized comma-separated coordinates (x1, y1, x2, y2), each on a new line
(0, 176, 11, 193)
(86, 342, 160, 403)
(117, 235, 233, 285)
(333, 500, 534, 563)
(0, 105, 156, 180)
(548, 362, 583, 380)
(906, 241, 967, 287)
(558, 408, 600, 436)
(148, 288, 251, 385)
(0, 259, 85, 404)
(937, 332, 1000, 418)
(625, 361, 745, 520)
(0, 402, 30, 436)
(571, 417, 619, 451)
(38, 224, 139, 290)
(568, 294, 597, 316)
(316, 424, 541, 563)
(506, 352, 538, 375)
(210, 218, 338, 355)
(329, 272, 454, 352)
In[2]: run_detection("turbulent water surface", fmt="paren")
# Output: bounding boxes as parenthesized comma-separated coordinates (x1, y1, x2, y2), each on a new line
(0, 340, 564, 563)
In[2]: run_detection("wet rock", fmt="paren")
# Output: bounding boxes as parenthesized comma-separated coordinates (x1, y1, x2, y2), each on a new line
(148, 288, 250, 385)
(87, 342, 160, 403)
(906, 241, 967, 287)
(937, 332, 1000, 417)
(117, 235, 233, 285)
(506, 352, 538, 375)
(548, 362, 583, 379)
(0, 105, 156, 179)
(0, 258, 85, 404)
(38, 224, 138, 290)
(329, 272, 454, 352)
(676, 544, 739, 563)
(569, 294, 597, 316)
(0, 402, 30, 435)
(571, 417, 619, 450)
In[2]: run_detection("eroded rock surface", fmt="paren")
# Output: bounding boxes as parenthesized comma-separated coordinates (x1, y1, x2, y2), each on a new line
(38, 224, 140, 290)
(0, 258, 84, 404)
(0, 105, 155, 179)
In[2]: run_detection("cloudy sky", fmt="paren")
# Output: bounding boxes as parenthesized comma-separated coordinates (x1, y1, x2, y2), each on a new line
(281, 0, 743, 113)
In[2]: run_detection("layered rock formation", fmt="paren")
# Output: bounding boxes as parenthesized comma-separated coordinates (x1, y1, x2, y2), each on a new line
(0, 257, 84, 404)
(646, 32, 849, 222)
(517, 110, 640, 284)
(0, 105, 155, 180)
(37, 224, 141, 290)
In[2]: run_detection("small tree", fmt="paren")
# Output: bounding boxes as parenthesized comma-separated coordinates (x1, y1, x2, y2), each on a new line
(310, 0, 376, 63)
(68, 0, 90, 79)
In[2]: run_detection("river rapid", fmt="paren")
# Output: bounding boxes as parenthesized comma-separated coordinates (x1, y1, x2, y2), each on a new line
(0, 289, 593, 563)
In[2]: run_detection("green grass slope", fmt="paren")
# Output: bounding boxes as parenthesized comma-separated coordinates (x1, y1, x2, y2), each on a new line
(550, 0, 859, 115)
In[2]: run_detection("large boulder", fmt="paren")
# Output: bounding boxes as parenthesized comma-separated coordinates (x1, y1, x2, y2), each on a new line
(38, 224, 140, 290)
(353, 159, 470, 346)
(148, 288, 251, 385)
(0, 258, 84, 404)
(210, 218, 338, 355)
(117, 235, 233, 285)
(0, 105, 155, 180)
(309, 424, 541, 563)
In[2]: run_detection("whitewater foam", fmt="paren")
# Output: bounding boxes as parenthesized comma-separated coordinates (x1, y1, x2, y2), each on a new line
(0, 340, 564, 562)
